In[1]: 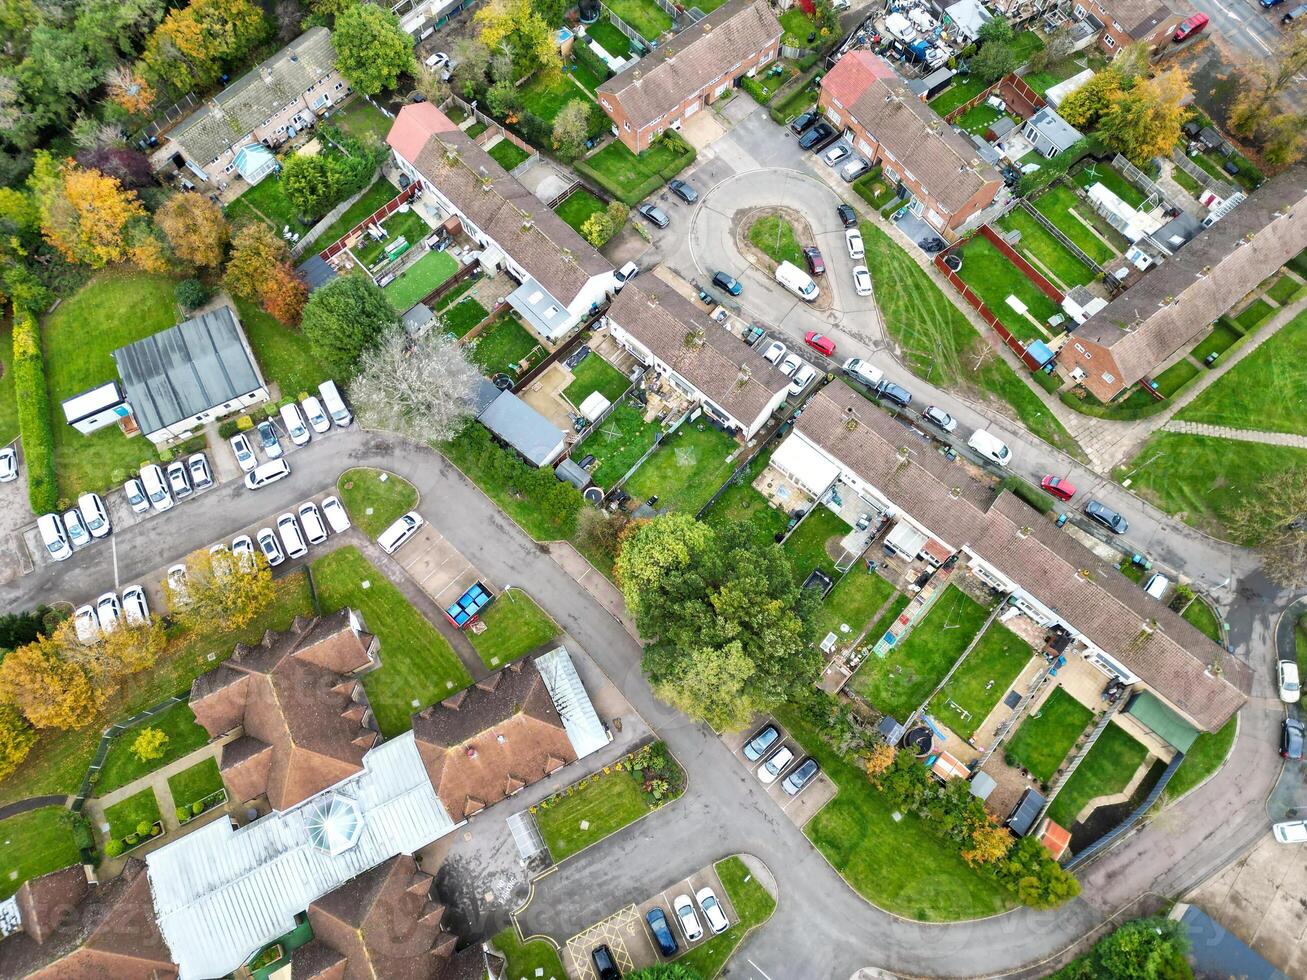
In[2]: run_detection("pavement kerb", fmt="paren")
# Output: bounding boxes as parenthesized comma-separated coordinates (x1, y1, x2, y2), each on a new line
(334, 463, 423, 527)
(509, 868, 564, 949)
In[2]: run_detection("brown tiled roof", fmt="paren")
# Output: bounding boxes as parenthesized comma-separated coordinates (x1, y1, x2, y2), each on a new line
(1075, 166, 1307, 387)
(597, 0, 782, 128)
(392, 105, 611, 306)
(8, 861, 178, 979)
(412, 660, 576, 821)
(15, 866, 89, 946)
(189, 611, 380, 811)
(795, 386, 1249, 730)
(296, 854, 459, 980)
(1094, 0, 1178, 37)
(608, 279, 791, 428)
(821, 51, 1001, 214)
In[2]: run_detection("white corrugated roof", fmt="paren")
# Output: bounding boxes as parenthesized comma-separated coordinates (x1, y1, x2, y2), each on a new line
(771, 430, 841, 498)
(534, 646, 608, 759)
(146, 732, 455, 980)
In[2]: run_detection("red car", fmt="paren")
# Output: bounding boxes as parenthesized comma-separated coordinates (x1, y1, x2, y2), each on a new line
(804, 332, 836, 357)
(803, 246, 826, 277)
(1173, 12, 1207, 41)
(1040, 475, 1077, 501)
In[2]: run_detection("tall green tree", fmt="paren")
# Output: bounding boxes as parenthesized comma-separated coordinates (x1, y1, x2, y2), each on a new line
(330, 3, 416, 96)
(300, 272, 398, 375)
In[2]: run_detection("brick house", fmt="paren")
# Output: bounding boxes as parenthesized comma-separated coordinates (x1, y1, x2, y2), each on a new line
(596, 0, 782, 154)
(1074, 0, 1183, 54)
(151, 28, 350, 188)
(1057, 166, 1307, 401)
(819, 51, 1002, 239)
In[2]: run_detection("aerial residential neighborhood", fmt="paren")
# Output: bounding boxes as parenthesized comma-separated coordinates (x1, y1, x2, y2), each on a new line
(0, 0, 1304, 977)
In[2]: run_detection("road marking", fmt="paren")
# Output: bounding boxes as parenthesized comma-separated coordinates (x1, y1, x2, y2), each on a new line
(111, 535, 120, 589)
(748, 958, 776, 980)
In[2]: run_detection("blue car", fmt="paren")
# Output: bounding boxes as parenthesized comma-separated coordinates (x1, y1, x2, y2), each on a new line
(712, 271, 743, 296)
(646, 907, 679, 957)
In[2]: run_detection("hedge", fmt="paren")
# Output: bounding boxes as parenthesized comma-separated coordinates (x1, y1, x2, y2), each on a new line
(12, 306, 58, 513)
(572, 41, 613, 88)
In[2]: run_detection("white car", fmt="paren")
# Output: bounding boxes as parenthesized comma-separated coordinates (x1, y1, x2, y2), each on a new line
(166, 564, 189, 605)
(1278, 660, 1301, 704)
(672, 894, 703, 943)
(36, 513, 71, 562)
(1274, 819, 1307, 844)
(232, 535, 256, 569)
(695, 887, 729, 934)
(758, 745, 794, 785)
(166, 460, 192, 500)
(257, 527, 284, 567)
(779, 353, 801, 378)
(851, 264, 872, 297)
(245, 459, 291, 490)
(298, 501, 329, 545)
(788, 362, 818, 397)
(141, 463, 173, 512)
(123, 477, 150, 514)
(280, 402, 311, 447)
(63, 507, 91, 551)
(187, 453, 213, 491)
(95, 591, 122, 633)
(761, 341, 787, 365)
(846, 227, 864, 260)
(209, 542, 232, 578)
(321, 495, 351, 533)
(614, 261, 639, 291)
(0, 446, 17, 482)
(276, 512, 308, 559)
(301, 395, 331, 434)
(78, 492, 111, 538)
(378, 511, 423, 555)
(73, 604, 99, 645)
(230, 433, 257, 472)
(122, 585, 149, 626)
(821, 143, 850, 167)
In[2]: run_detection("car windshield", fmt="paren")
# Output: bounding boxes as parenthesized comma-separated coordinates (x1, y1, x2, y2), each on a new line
(149, 486, 166, 502)
(46, 539, 63, 555)
(85, 513, 103, 529)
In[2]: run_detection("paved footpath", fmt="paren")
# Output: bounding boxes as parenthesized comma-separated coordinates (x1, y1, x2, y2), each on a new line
(1163, 419, 1307, 449)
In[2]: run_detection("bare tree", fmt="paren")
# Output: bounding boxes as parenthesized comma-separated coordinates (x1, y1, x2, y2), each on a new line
(348, 324, 484, 441)
(1229, 464, 1307, 587)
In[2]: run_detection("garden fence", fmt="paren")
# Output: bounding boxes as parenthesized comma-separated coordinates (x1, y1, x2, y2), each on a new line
(71, 692, 190, 811)
(1168, 149, 1240, 203)
(943, 72, 1045, 125)
(1063, 750, 1185, 870)
(318, 182, 422, 262)
(781, 43, 815, 59)
(599, 4, 653, 50)
(565, 368, 648, 470)
(545, 178, 583, 210)
(138, 91, 199, 143)
(1017, 198, 1110, 284)
(693, 394, 803, 520)
(604, 405, 696, 499)
(1108, 153, 1177, 212)
(978, 224, 1065, 303)
(933, 246, 1048, 372)
(292, 166, 384, 258)
(648, 0, 686, 31)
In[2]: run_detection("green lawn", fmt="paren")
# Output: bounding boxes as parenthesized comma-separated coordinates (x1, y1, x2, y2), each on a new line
(1181, 598, 1223, 644)
(955, 234, 1061, 340)
(0, 807, 80, 900)
(333, 98, 393, 143)
(1048, 723, 1149, 826)
(678, 856, 777, 978)
(337, 467, 419, 538)
(1005, 687, 1093, 783)
(312, 546, 472, 736)
(576, 400, 662, 488)
(996, 208, 1097, 289)
(748, 213, 805, 268)
(382, 250, 460, 311)
(1170, 162, 1205, 197)
(928, 619, 1033, 739)
(468, 314, 544, 378)
(104, 787, 162, 841)
(1113, 433, 1307, 544)
(586, 19, 634, 59)
(957, 104, 1006, 136)
(492, 929, 566, 980)
(1024, 59, 1087, 95)
(226, 173, 311, 234)
(859, 220, 1081, 458)
(782, 505, 850, 583)
(702, 444, 789, 548)
(563, 352, 630, 408)
(487, 139, 531, 172)
(581, 137, 694, 204)
(742, 62, 797, 103)
(96, 701, 212, 796)
(1008, 31, 1046, 63)
(355, 209, 430, 268)
(624, 420, 741, 514)
(299, 178, 399, 257)
(812, 570, 897, 650)
(166, 757, 224, 811)
(852, 585, 990, 720)
(607, 0, 673, 38)
(554, 188, 607, 235)
(1190, 318, 1243, 363)
(467, 588, 558, 669)
(1150, 358, 1199, 398)
(235, 297, 333, 399)
(441, 296, 490, 339)
(1267, 274, 1305, 305)
(465, 121, 488, 140)
(776, 703, 1010, 920)
(1073, 163, 1146, 209)
(535, 757, 680, 861)
(928, 75, 990, 115)
(1164, 715, 1236, 803)
(1030, 184, 1123, 264)
(1177, 310, 1307, 436)
(1234, 299, 1274, 332)
(779, 7, 817, 43)
(519, 75, 604, 133)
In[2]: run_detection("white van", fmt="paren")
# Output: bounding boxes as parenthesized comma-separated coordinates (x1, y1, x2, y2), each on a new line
(774, 261, 819, 302)
(378, 511, 424, 555)
(245, 458, 291, 490)
(318, 380, 353, 428)
(967, 430, 1012, 466)
(1143, 573, 1170, 600)
(279, 402, 311, 447)
(842, 357, 884, 390)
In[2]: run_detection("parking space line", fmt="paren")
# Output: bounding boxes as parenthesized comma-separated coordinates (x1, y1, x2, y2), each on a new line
(748, 958, 776, 980)
(111, 535, 119, 590)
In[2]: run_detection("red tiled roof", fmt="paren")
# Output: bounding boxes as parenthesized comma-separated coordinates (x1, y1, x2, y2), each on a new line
(386, 103, 458, 165)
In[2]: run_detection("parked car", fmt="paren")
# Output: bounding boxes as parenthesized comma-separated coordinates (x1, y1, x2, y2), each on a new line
(837, 203, 857, 228)
(758, 745, 794, 784)
(638, 204, 670, 229)
(74, 605, 99, 645)
(922, 406, 957, 432)
(166, 563, 189, 605)
(319, 380, 353, 427)
(298, 501, 329, 545)
(743, 724, 780, 762)
(846, 227, 865, 259)
(232, 535, 255, 569)
(276, 512, 308, 559)
(280, 402, 311, 447)
(799, 121, 837, 151)
(0, 446, 16, 482)
(1278, 660, 1301, 704)
(96, 591, 122, 633)
(841, 157, 871, 181)
(230, 433, 257, 472)
(920, 236, 946, 253)
(166, 460, 192, 500)
(123, 477, 150, 515)
(696, 887, 729, 934)
(821, 143, 850, 167)
(1281, 717, 1305, 759)
(590, 945, 620, 980)
(762, 340, 787, 365)
(141, 463, 173, 512)
(379, 511, 424, 555)
(803, 246, 825, 276)
(78, 492, 111, 538)
(1040, 475, 1077, 501)
(1084, 499, 1129, 535)
(851, 264, 872, 296)
(668, 179, 698, 203)
(302, 395, 331, 434)
(321, 495, 352, 533)
(1273, 819, 1307, 843)
(843, 357, 883, 390)
(779, 353, 802, 378)
(672, 894, 703, 942)
(875, 379, 912, 408)
(256, 419, 283, 459)
(245, 459, 291, 490)
(789, 363, 818, 397)
(614, 261, 640, 291)
(37, 513, 72, 562)
(804, 332, 836, 357)
(782, 757, 820, 795)
(1173, 12, 1208, 40)
(789, 110, 818, 135)
(646, 907, 680, 957)
(712, 270, 742, 296)
(122, 585, 149, 626)
(187, 453, 213, 491)
(257, 527, 284, 566)
(967, 430, 1011, 467)
(63, 507, 91, 551)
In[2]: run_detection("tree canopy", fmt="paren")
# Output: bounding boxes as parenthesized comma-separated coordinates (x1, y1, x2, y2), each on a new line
(330, 3, 416, 96)
(475, 0, 560, 79)
(155, 192, 229, 268)
(300, 272, 398, 375)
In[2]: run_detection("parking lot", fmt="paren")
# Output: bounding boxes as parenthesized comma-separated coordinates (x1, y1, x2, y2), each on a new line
(389, 521, 484, 614)
(562, 862, 735, 980)
(722, 720, 836, 827)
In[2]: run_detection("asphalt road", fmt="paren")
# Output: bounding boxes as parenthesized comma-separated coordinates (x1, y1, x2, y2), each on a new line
(1181, 0, 1289, 60)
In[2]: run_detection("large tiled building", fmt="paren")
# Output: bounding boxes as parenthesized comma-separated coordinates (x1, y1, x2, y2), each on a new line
(597, 0, 782, 153)
(1057, 166, 1307, 401)
(819, 51, 1002, 239)
(1074, 0, 1183, 54)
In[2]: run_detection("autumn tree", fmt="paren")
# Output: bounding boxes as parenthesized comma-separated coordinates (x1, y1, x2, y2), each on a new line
(961, 817, 1013, 866)
(131, 726, 169, 762)
(575, 509, 633, 570)
(155, 192, 229, 268)
(330, 3, 416, 96)
(451, 38, 492, 97)
(349, 324, 483, 441)
(300, 273, 398, 374)
(0, 627, 99, 729)
(1058, 67, 1124, 129)
(1228, 31, 1307, 166)
(168, 548, 277, 634)
(476, 0, 560, 79)
(105, 63, 155, 115)
(1097, 68, 1190, 164)
(101, 617, 169, 675)
(412, 65, 450, 106)
(580, 211, 614, 248)
(224, 223, 307, 324)
(0, 704, 36, 782)
(552, 99, 592, 161)
(863, 741, 896, 780)
(139, 0, 267, 94)
(31, 155, 148, 268)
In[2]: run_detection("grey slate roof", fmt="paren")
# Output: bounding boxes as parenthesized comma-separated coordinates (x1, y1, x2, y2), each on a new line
(113, 306, 265, 436)
(169, 28, 338, 166)
(1025, 107, 1082, 153)
(477, 390, 565, 466)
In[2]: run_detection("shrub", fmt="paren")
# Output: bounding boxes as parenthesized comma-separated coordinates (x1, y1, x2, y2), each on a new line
(176, 806, 189, 822)
(236, 414, 255, 431)
(104, 838, 125, 857)
(136, 820, 152, 837)
(150, 824, 161, 836)
(11, 306, 58, 513)
(131, 726, 169, 763)
(176, 278, 210, 311)
(218, 419, 240, 439)
(192, 800, 203, 815)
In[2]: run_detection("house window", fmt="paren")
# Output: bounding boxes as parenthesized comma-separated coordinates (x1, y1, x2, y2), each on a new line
(1045, 144, 1057, 158)
(1074, 343, 1090, 358)
(1074, 3, 1086, 16)
(335, 82, 344, 90)
(1103, 33, 1116, 47)
(623, 122, 631, 131)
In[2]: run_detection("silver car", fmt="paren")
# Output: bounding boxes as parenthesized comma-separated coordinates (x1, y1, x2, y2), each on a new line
(672, 894, 702, 943)
(256, 420, 283, 459)
(95, 591, 122, 633)
(301, 395, 331, 434)
(63, 507, 91, 551)
(187, 453, 213, 491)
(166, 460, 192, 500)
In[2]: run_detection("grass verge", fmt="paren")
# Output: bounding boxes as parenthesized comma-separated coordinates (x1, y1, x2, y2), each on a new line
(492, 929, 565, 980)
(0, 807, 80, 900)
(1164, 715, 1236, 802)
(678, 856, 777, 978)
(337, 467, 419, 539)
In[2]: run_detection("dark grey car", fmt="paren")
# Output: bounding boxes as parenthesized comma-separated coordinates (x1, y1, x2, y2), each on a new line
(639, 204, 670, 229)
(782, 757, 819, 795)
(876, 380, 913, 408)
(668, 179, 698, 203)
(1084, 499, 1129, 534)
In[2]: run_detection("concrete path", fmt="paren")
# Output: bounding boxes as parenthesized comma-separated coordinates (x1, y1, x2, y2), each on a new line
(87, 740, 224, 832)
(1162, 419, 1307, 449)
